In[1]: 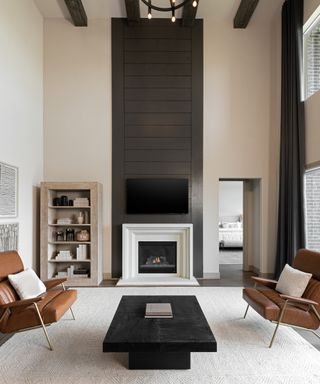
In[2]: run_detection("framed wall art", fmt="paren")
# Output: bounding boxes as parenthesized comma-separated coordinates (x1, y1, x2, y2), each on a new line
(0, 223, 19, 252)
(0, 162, 18, 218)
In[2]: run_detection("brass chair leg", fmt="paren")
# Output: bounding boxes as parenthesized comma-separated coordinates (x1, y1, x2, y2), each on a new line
(61, 282, 75, 320)
(311, 305, 320, 322)
(33, 303, 53, 351)
(70, 307, 76, 320)
(243, 304, 250, 319)
(269, 301, 288, 348)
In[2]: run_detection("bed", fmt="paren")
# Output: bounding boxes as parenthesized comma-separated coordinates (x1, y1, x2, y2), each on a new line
(219, 215, 243, 248)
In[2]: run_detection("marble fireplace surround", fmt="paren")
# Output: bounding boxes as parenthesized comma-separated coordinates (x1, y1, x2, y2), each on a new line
(117, 223, 199, 286)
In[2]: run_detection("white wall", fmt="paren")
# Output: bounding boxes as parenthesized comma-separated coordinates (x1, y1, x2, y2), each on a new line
(43, 8, 281, 277)
(305, 0, 320, 21)
(202, 10, 280, 276)
(43, 19, 112, 276)
(219, 181, 243, 218)
(0, 1, 43, 269)
(304, 0, 320, 166)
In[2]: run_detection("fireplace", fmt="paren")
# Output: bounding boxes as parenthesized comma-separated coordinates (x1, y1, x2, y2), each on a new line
(138, 241, 177, 274)
(118, 223, 198, 286)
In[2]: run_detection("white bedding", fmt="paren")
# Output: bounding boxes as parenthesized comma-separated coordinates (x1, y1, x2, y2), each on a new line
(219, 217, 243, 247)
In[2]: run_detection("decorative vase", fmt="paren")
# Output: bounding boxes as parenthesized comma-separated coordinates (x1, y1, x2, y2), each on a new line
(77, 212, 84, 224)
(76, 230, 90, 242)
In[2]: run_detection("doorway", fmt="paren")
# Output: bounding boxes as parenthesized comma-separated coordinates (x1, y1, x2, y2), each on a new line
(218, 178, 262, 278)
(218, 181, 244, 266)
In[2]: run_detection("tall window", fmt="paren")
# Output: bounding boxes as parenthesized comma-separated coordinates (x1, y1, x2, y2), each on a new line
(305, 167, 320, 251)
(304, 8, 320, 99)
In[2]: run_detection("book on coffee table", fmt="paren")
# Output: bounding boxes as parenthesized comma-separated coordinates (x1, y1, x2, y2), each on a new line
(145, 303, 173, 319)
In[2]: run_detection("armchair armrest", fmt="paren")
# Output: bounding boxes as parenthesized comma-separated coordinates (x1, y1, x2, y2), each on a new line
(0, 296, 44, 310)
(43, 278, 67, 290)
(280, 294, 319, 306)
(251, 276, 278, 288)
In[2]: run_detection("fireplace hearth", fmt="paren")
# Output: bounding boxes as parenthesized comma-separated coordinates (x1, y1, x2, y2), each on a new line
(139, 241, 177, 274)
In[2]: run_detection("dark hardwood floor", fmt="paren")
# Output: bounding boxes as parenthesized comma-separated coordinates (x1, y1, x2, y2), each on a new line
(198, 264, 256, 287)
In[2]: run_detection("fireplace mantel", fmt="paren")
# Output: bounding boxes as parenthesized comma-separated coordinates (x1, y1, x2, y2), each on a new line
(117, 223, 198, 286)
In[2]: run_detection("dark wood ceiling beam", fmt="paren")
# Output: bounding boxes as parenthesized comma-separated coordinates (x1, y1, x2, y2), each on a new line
(125, 0, 140, 24)
(64, 0, 87, 27)
(182, 0, 200, 27)
(234, 0, 259, 29)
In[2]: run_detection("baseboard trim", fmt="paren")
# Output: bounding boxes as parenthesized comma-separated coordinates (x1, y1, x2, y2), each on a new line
(248, 266, 274, 279)
(258, 272, 275, 279)
(103, 273, 117, 280)
(202, 273, 221, 279)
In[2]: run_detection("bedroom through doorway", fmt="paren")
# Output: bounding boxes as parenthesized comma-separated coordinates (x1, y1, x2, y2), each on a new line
(218, 181, 244, 267)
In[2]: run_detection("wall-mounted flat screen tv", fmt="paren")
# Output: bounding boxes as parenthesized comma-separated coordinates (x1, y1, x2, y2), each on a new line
(126, 178, 189, 214)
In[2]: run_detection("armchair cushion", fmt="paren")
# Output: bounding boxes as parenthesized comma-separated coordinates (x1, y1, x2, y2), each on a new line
(243, 287, 319, 329)
(8, 268, 46, 300)
(276, 264, 312, 298)
(3, 288, 77, 333)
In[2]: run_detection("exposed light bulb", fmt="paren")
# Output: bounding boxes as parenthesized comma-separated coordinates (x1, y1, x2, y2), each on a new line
(171, 7, 175, 22)
(148, 12, 152, 19)
(192, 0, 197, 7)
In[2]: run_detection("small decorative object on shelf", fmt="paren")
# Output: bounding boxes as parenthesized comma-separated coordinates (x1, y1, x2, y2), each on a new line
(76, 244, 88, 260)
(66, 228, 75, 241)
(57, 217, 72, 225)
(60, 195, 69, 206)
(73, 267, 89, 278)
(74, 197, 89, 207)
(56, 266, 89, 278)
(56, 231, 64, 242)
(76, 229, 90, 242)
(53, 197, 61, 206)
(77, 211, 84, 224)
(56, 250, 73, 261)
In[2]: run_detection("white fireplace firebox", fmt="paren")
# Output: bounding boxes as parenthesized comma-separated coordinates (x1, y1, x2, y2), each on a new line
(117, 223, 198, 286)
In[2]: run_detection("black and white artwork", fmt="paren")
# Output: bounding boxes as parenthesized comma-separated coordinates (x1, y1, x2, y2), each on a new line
(0, 223, 19, 252)
(0, 162, 18, 217)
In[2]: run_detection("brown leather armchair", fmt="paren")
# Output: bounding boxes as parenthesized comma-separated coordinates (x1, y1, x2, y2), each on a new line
(243, 249, 320, 347)
(0, 251, 77, 350)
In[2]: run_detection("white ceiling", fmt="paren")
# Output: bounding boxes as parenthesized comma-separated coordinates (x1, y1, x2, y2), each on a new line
(34, 0, 283, 24)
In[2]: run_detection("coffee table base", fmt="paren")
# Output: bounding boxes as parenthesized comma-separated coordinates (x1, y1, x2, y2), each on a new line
(129, 351, 191, 370)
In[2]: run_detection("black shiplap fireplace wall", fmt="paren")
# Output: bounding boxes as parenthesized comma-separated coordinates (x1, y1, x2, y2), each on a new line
(112, 18, 203, 278)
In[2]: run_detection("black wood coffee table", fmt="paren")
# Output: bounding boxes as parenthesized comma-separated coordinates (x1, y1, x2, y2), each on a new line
(103, 295, 217, 369)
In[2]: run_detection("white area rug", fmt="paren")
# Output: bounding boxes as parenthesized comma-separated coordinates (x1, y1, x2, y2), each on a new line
(1, 287, 320, 384)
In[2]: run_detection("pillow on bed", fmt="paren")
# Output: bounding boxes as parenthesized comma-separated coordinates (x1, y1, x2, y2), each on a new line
(222, 222, 238, 229)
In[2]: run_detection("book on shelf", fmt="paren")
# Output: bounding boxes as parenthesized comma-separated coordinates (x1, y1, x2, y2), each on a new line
(74, 198, 89, 207)
(76, 244, 88, 260)
(57, 218, 72, 225)
(55, 250, 73, 261)
(145, 303, 173, 319)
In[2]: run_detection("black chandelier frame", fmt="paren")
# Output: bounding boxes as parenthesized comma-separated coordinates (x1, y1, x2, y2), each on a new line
(140, 0, 193, 12)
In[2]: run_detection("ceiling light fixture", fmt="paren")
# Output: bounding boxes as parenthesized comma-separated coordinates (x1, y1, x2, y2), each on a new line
(140, 0, 198, 23)
(147, 0, 152, 19)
